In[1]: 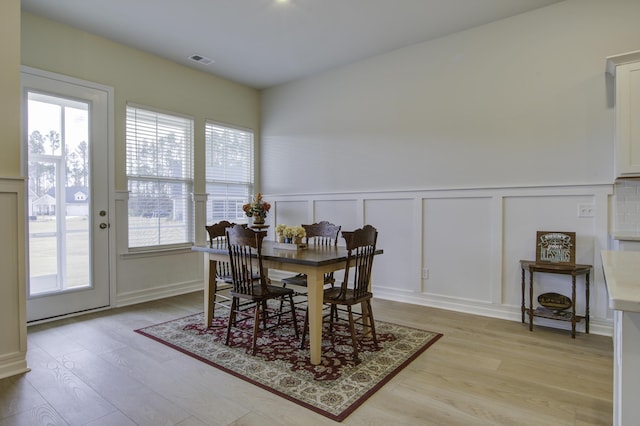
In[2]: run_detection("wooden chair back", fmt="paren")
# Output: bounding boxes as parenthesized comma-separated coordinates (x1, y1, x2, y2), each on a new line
(339, 225, 378, 300)
(226, 224, 268, 296)
(205, 220, 235, 280)
(206, 220, 233, 248)
(305, 221, 341, 285)
(303, 221, 341, 246)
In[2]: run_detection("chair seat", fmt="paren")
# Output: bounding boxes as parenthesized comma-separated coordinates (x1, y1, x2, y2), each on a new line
(323, 287, 373, 305)
(231, 284, 295, 301)
(218, 274, 233, 284)
(280, 274, 308, 287)
(219, 273, 260, 284)
(281, 273, 335, 287)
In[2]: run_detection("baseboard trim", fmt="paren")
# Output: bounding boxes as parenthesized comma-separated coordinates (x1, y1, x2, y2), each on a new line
(115, 280, 203, 307)
(0, 353, 30, 380)
(374, 288, 613, 337)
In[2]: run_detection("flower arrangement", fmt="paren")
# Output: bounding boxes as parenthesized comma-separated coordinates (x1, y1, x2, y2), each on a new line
(292, 226, 306, 238)
(275, 223, 287, 237)
(242, 193, 271, 220)
(276, 224, 306, 242)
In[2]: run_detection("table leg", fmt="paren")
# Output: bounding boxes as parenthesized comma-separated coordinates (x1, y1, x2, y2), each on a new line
(361, 268, 373, 334)
(361, 302, 371, 335)
(204, 256, 217, 328)
(306, 270, 324, 365)
(521, 267, 525, 323)
(528, 268, 534, 331)
(571, 274, 577, 338)
(585, 271, 590, 334)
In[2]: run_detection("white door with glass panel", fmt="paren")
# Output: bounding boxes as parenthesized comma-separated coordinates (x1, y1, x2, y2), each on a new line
(22, 69, 112, 322)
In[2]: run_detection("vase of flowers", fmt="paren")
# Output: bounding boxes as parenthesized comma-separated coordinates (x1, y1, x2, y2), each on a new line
(291, 225, 306, 244)
(282, 226, 295, 243)
(275, 224, 287, 242)
(243, 193, 270, 225)
(276, 224, 306, 244)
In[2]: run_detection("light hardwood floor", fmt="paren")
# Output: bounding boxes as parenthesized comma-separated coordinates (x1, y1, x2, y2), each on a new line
(0, 292, 613, 425)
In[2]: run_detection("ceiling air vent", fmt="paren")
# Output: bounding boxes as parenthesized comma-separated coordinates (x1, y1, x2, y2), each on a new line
(189, 54, 214, 65)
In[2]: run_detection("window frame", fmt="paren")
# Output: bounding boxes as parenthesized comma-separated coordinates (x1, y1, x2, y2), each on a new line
(125, 103, 195, 250)
(204, 120, 255, 225)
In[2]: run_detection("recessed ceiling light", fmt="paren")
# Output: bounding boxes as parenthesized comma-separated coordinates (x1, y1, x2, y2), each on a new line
(188, 54, 214, 65)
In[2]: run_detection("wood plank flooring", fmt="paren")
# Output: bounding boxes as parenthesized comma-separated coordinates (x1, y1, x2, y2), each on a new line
(0, 292, 613, 425)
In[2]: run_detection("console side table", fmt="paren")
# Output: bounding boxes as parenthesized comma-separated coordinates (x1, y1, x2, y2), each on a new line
(520, 260, 591, 338)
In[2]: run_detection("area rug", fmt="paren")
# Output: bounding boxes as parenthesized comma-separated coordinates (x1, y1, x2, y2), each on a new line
(135, 309, 442, 422)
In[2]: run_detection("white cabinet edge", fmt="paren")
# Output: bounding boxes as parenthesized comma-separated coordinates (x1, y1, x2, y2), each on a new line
(606, 50, 640, 76)
(601, 250, 640, 312)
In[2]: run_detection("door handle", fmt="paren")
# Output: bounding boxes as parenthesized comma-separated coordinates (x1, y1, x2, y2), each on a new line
(99, 223, 109, 229)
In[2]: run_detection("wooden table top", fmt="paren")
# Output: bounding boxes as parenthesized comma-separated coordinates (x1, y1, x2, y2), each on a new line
(192, 241, 383, 267)
(519, 260, 592, 274)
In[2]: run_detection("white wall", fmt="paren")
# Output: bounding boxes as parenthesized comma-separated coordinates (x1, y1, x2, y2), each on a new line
(260, 0, 640, 334)
(14, 0, 638, 339)
(262, 0, 640, 194)
(20, 13, 260, 307)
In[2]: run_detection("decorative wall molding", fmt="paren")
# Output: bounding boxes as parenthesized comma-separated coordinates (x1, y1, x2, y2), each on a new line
(115, 279, 203, 307)
(0, 352, 30, 380)
(266, 183, 614, 336)
(0, 177, 29, 379)
(103, 183, 618, 337)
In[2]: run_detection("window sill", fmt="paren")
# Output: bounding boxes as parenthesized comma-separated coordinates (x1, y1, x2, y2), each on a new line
(120, 244, 194, 259)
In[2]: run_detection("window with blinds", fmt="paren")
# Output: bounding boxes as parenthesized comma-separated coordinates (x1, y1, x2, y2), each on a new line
(126, 105, 194, 248)
(205, 121, 254, 224)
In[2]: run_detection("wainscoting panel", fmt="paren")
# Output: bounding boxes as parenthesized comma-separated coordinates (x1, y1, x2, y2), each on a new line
(364, 198, 417, 292)
(423, 196, 494, 303)
(266, 184, 614, 336)
(0, 178, 28, 379)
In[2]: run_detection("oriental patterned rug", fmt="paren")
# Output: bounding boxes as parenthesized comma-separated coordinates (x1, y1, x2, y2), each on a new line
(134, 309, 442, 422)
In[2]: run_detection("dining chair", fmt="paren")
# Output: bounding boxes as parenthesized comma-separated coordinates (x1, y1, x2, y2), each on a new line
(205, 220, 235, 277)
(205, 221, 256, 319)
(204, 220, 235, 319)
(281, 221, 341, 291)
(300, 224, 379, 362)
(225, 224, 299, 355)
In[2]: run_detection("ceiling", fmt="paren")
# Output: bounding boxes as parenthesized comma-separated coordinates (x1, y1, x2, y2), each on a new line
(21, 0, 564, 89)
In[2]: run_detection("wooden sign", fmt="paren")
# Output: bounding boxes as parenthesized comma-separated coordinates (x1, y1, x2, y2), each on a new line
(538, 292, 572, 311)
(535, 231, 576, 265)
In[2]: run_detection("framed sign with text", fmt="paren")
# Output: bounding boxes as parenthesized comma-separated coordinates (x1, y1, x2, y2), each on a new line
(535, 231, 576, 265)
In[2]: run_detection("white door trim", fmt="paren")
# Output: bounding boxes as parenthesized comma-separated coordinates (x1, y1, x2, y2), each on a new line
(21, 66, 115, 321)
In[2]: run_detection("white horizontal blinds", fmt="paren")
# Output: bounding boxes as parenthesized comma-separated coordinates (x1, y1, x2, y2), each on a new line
(126, 107, 193, 179)
(205, 121, 254, 224)
(126, 105, 194, 248)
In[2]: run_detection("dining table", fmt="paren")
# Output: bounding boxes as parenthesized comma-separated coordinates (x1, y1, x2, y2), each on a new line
(192, 241, 382, 365)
